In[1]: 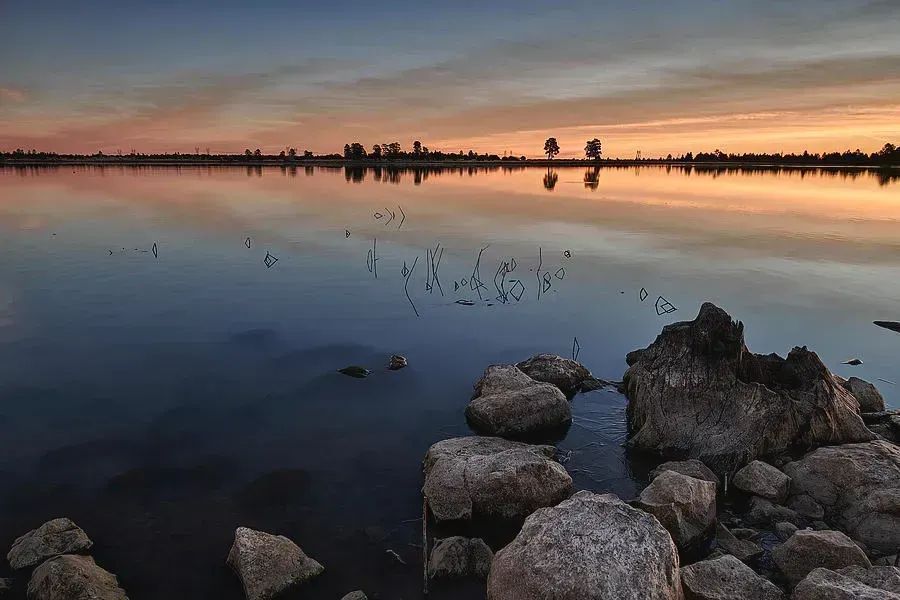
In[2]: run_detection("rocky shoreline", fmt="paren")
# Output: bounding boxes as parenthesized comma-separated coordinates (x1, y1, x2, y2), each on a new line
(3, 302, 898, 599)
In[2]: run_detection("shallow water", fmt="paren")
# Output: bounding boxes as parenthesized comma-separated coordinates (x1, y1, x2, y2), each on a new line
(0, 164, 897, 598)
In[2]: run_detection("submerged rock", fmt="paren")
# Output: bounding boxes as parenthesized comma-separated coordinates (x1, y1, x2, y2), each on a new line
(427, 536, 492, 579)
(680, 554, 784, 600)
(226, 527, 323, 600)
(27, 555, 127, 600)
(636, 470, 717, 552)
(793, 567, 900, 600)
(7, 518, 93, 570)
(839, 377, 885, 413)
(782, 440, 900, 555)
(623, 303, 874, 475)
(514, 353, 592, 397)
(466, 365, 571, 438)
(772, 529, 871, 587)
(487, 491, 682, 600)
(732, 460, 790, 503)
(339, 592, 367, 600)
(422, 436, 571, 522)
(650, 459, 719, 487)
(338, 365, 370, 378)
(388, 355, 407, 370)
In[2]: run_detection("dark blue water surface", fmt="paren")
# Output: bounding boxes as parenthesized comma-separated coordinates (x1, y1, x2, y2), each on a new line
(0, 165, 897, 598)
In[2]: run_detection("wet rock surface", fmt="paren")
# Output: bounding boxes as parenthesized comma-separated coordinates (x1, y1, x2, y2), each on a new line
(427, 536, 492, 579)
(514, 353, 593, 397)
(486, 491, 683, 600)
(650, 459, 719, 486)
(623, 303, 874, 474)
(714, 523, 762, 563)
(422, 436, 572, 522)
(636, 470, 717, 552)
(772, 529, 871, 587)
(7, 518, 93, 570)
(680, 554, 785, 600)
(27, 555, 127, 600)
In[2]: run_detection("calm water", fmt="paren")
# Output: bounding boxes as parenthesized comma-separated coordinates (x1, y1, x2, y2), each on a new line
(0, 165, 898, 599)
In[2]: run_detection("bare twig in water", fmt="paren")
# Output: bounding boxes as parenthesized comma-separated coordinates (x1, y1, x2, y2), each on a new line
(386, 549, 406, 565)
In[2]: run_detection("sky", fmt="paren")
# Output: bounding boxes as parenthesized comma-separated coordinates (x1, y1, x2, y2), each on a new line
(1, 0, 899, 158)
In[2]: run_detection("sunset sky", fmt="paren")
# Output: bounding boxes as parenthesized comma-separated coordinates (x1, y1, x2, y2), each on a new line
(2, 0, 899, 158)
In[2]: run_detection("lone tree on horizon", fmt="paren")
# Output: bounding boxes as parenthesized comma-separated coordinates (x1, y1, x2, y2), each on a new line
(585, 138, 602, 161)
(544, 137, 560, 160)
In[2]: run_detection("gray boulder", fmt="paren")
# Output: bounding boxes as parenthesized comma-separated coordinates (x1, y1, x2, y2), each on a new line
(837, 565, 900, 594)
(650, 460, 719, 487)
(783, 440, 900, 555)
(7, 518, 93, 570)
(515, 353, 592, 397)
(772, 529, 871, 587)
(466, 365, 571, 438)
(427, 536, 492, 579)
(680, 554, 784, 600)
(422, 437, 572, 522)
(788, 494, 825, 519)
(744, 496, 800, 526)
(486, 491, 683, 600)
(715, 523, 762, 563)
(27, 555, 127, 600)
(637, 470, 717, 551)
(861, 410, 900, 443)
(623, 303, 874, 475)
(226, 527, 323, 600)
(733, 461, 790, 503)
(339, 593, 367, 600)
(840, 377, 885, 413)
(793, 567, 900, 600)
(775, 521, 799, 542)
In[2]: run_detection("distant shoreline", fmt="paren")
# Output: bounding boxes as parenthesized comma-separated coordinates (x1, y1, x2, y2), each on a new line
(2, 158, 898, 170)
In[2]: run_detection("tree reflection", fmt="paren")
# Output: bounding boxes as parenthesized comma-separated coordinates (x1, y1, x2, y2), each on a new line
(584, 167, 600, 190)
(543, 169, 558, 191)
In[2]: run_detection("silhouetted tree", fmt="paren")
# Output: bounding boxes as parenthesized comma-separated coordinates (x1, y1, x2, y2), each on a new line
(348, 142, 367, 159)
(585, 138, 602, 161)
(544, 137, 560, 160)
(288, 148, 297, 158)
(413, 140, 422, 155)
(244, 149, 252, 157)
(372, 144, 382, 159)
(253, 148, 262, 157)
(279, 150, 286, 158)
(343, 144, 352, 159)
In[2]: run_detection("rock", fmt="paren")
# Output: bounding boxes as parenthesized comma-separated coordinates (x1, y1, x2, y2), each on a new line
(782, 440, 900, 555)
(486, 491, 682, 600)
(650, 459, 719, 486)
(772, 529, 871, 587)
(874, 320, 900, 334)
(338, 366, 370, 378)
(339, 592, 367, 600)
(775, 521, 798, 541)
(226, 527, 323, 600)
(388, 355, 407, 370)
(514, 354, 592, 397)
(623, 303, 874, 475)
(7, 518, 93, 570)
(733, 460, 790, 503)
(788, 494, 825, 519)
(840, 377, 885, 412)
(875, 555, 900, 567)
(427, 536, 492, 579)
(837, 565, 900, 594)
(744, 496, 800, 526)
(793, 567, 900, 600)
(861, 410, 900, 443)
(422, 436, 572, 522)
(636, 470, 717, 552)
(466, 365, 571, 438)
(715, 523, 762, 563)
(730, 528, 759, 540)
(26, 555, 127, 600)
(680, 554, 785, 600)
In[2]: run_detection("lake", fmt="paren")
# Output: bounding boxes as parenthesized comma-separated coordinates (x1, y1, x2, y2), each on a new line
(0, 164, 898, 599)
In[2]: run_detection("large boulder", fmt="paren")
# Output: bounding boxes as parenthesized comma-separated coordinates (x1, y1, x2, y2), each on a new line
(636, 470, 717, 552)
(515, 354, 592, 397)
(427, 536, 492, 579)
(650, 460, 719, 487)
(744, 496, 800, 526)
(466, 365, 571, 438)
(486, 491, 683, 600)
(7, 518, 93, 570)
(782, 440, 900, 555)
(861, 410, 900, 444)
(837, 565, 900, 594)
(226, 527, 323, 600)
(793, 567, 900, 600)
(422, 437, 572, 522)
(840, 377, 885, 413)
(732, 460, 790, 503)
(680, 554, 784, 600)
(714, 523, 762, 563)
(27, 555, 127, 600)
(772, 529, 871, 587)
(623, 303, 874, 475)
